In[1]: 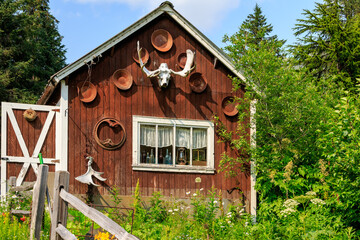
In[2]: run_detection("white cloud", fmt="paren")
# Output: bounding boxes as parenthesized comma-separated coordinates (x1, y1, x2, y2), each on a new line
(72, 0, 240, 32)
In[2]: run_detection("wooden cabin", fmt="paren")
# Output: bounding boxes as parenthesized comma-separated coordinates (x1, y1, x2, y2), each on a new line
(1, 2, 255, 214)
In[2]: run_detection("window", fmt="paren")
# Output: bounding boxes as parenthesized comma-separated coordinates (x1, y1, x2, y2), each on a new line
(132, 116, 215, 174)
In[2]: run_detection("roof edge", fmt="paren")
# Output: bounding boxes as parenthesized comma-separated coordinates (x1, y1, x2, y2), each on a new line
(39, 1, 247, 103)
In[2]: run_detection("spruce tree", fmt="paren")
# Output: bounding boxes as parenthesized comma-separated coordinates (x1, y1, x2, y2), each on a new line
(0, 0, 66, 103)
(223, 3, 285, 65)
(292, 0, 360, 90)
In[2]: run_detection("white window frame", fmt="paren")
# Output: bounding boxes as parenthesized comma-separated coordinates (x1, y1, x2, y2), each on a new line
(132, 115, 215, 174)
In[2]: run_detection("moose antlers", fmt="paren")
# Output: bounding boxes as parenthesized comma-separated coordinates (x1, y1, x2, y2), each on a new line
(137, 41, 195, 88)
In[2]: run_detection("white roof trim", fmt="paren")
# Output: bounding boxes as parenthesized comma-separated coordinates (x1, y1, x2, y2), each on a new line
(51, 2, 246, 84)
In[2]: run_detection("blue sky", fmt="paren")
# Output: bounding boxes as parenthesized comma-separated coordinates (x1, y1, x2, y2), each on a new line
(50, 0, 318, 64)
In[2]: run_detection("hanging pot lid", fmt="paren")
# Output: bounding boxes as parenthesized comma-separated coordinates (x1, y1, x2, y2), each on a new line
(151, 29, 173, 52)
(222, 96, 239, 117)
(133, 47, 149, 64)
(112, 69, 133, 90)
(77, 81, 97, 103)
(189, 72, 207, 93)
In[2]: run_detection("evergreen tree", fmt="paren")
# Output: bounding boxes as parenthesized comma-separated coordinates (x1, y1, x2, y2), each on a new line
(223, 3, 285, 65)
(0, 0, 66, 103)
(292, 0, 360, 90)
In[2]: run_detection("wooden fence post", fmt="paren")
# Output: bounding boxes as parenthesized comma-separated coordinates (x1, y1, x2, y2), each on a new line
(9, 176, 16, 188)
(30, 165, 49, 240)
(51, 171, 69, 240)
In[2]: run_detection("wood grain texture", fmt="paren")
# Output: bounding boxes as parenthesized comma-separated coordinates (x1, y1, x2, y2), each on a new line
(4, 14, 251, 206)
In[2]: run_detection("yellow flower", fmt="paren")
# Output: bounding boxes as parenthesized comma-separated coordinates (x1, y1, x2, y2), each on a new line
(95, 231, 110, 240)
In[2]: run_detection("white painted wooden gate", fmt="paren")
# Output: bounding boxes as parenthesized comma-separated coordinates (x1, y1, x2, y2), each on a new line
(1, 100, 68, 197)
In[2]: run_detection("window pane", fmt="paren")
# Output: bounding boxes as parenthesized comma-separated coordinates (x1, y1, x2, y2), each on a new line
(158, 126, 173, 164)
(192, 128, 207, 166)
(140, 125, 155, 163)
(159, 146, 173, 165)
(176, 127, 190, 165)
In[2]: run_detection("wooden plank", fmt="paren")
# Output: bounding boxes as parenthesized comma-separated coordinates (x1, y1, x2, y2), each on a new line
(16, 162, 30, 186)
(7, 108, 30, 158)
(59, 189, 139, 240)
(32, 111, 55, 158)
(51, 171, 70, 240)
(11, 210, 31, 215)
(10, 181, 35, 192)
(1, 103, 8, 197)
(5, 156, 57, 164)
(30, 165, 49, 240)
(55, 224, 77, 240)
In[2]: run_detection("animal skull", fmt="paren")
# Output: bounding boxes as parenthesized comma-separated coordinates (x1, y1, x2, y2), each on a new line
(137, 41, 195, 88)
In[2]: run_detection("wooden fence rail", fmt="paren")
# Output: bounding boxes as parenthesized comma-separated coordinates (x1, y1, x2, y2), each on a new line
(50, 171, 138, 240)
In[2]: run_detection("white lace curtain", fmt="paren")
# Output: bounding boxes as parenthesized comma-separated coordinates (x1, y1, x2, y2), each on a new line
(140, 125, 207, 149)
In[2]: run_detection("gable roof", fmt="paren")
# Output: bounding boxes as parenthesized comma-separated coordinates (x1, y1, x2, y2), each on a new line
(38, 1, 246, 104)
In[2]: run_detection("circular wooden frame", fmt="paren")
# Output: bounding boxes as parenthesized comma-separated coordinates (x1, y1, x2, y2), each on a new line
(77, 81, 97, 103)
(151, 29, 173, 52)
(222, 96, 239, 117)
(112, 69, 133, 90)
(93, 118, 126, 151)
(189, 72, 207, 93)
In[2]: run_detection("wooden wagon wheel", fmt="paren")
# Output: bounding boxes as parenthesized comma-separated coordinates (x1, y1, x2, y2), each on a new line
(93, 118, 126, 151)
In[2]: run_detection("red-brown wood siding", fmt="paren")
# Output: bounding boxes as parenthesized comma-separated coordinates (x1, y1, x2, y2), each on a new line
(65, 14, 250, 204)
(5, 109, 56, 181)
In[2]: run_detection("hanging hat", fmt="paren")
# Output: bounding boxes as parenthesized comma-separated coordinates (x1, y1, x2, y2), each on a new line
(77, 81, 97, 103)
(222, 96, 239, 116)
(112, 69, 133, 90)
(177, 52, 187, 69)
(23, 108, 37, 121)
(151, 29, 173, 52)
(189, 72, 207, 93)
(133, 47, 149, 64)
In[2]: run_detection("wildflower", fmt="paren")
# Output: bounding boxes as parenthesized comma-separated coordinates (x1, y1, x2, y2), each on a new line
(283, 199, 300, 208)
(245, 222, 249, 227)
(213, 200, 218, 204)
(280, 207, 296, 217)
(20, 216, 26, 222)
(227, 220, 231, 224)
(174, 209, 179, 211)
(186, 191, 191, 195)
(193, 193, 197, 197)
(200, 188, 204, 191)
(95, 232, 110, 240)
(306, 191, 317, 196)
(310, 198, 326, 205)
(222, 202, 225, 206)
(168, 209, 173, 213)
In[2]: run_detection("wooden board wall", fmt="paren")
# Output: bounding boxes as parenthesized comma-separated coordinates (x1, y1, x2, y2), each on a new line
(6, 109, 56, 181)
(65, 14, 250, 204)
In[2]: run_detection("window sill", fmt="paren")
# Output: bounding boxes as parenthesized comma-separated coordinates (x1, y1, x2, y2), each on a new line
(132, 164, 215, 174)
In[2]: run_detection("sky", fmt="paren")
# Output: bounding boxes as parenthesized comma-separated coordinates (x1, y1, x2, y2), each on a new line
(49, 0, 318, 64)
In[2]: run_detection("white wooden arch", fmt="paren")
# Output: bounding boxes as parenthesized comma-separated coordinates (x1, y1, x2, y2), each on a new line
(1, 81, 68, 197)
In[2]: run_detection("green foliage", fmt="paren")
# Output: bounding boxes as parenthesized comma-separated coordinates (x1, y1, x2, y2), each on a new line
(316, 93, 360, 229)
(292, 0, 360, 90)
(0, 212, 29, 239)
(0, 0, 66, 103)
